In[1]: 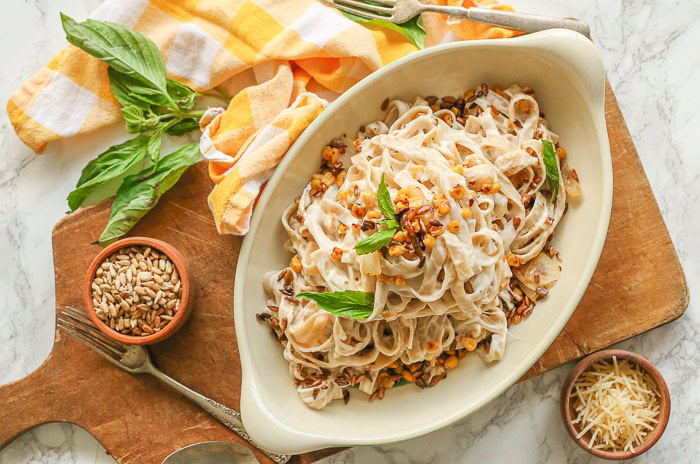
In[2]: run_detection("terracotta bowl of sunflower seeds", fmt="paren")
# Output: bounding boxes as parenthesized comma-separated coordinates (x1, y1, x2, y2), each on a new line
(83, 237, 193, 345)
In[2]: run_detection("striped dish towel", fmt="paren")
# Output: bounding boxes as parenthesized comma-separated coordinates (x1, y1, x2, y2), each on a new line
(7, 0, 518, 235)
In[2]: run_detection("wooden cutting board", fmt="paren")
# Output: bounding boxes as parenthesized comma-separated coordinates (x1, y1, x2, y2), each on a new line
(0, 81, 688, 464)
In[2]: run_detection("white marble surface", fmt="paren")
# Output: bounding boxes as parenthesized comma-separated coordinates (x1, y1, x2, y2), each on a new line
(0, 0, 698, 463)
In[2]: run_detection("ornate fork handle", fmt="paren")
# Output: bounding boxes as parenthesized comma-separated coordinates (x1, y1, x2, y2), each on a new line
(421, 5, 591, 38)
(149, 368, 291, 463)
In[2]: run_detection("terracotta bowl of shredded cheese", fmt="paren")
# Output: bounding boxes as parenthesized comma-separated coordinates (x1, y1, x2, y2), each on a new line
(560, 349, 671, 459)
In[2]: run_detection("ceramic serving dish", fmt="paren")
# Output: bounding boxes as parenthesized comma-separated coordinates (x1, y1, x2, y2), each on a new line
(560, 349, 671, 460)
(235, 29, 613, 454)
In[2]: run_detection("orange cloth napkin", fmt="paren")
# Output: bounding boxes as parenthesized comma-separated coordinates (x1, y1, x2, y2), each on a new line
(7, 0, 518, 235)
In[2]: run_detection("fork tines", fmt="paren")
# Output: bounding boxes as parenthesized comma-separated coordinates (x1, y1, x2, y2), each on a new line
(321, 0, 395, 21)
(58, 305, 126, 359)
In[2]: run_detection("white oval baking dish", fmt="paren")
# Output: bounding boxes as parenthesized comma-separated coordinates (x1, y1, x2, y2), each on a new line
(234, 29, 612, 454)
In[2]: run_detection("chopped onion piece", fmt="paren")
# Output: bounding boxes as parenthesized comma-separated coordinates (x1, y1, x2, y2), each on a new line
(361, 251, 382, 276)
(519, 283, 539, 302)
(562, 164, 581, 198)
(516, 252, 561, 288)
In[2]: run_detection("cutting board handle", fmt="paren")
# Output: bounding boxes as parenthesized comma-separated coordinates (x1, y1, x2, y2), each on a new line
(0, 350, 63, 450)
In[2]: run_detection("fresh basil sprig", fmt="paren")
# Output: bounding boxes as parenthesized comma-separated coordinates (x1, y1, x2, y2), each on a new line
(61, 14, 231, 244)
(541, 140, 560, 202)
(355, 174, 401, 255)
(67, 136, 151, 211)
(97, 144, 200, 246)
(296, 290, 375, 320)
(340, 2, 427, 49)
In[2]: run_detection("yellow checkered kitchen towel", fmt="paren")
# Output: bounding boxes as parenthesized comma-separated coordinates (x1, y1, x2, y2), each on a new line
(7, 0, 518, 235)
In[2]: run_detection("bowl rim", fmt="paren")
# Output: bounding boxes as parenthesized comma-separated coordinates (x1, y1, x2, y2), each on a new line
(82, 236, 191, 345)
(560, 349, 671, 460)
(234, 28, 614, 453)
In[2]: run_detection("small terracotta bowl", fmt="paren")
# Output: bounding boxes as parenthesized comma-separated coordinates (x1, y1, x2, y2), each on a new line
(83, 237, 193, 345)
(560, 349, 671, 460)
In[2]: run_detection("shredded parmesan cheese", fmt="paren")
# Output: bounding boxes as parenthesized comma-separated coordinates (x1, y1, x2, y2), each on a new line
(570, 357, 661, 452)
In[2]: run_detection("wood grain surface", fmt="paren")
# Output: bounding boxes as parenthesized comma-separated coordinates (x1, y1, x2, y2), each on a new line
(0, 81, 688, 464)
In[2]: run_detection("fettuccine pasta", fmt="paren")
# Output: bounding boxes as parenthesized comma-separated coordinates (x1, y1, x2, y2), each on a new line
(260, 84, 580, 409)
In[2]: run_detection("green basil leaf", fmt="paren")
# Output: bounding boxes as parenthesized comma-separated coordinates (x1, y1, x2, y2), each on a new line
(379, 218, 400, 230)
(341, 5, 426, 49)
(67, 136, 150, 211)
(61, 14, 173, 107)
(109, 68, 196, 111)
(121, 106, 149, 133)
(541, 140, 560, 202)
(296, 290, 374, 320)
(146, 132, 162, 170)
(165, 118, 201, 136)
(377, 173, 396, 221)
(108, 67, 152, 110)
(128, 88, 172, 108)
(97, 144, 200, 246)
(355, 227, 396, 255)
(107, 68, 170, 108)
(167, 79, 197, 109)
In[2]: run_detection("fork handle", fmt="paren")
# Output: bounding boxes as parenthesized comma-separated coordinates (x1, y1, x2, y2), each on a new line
(148, 369, 291, 463)
(421, 6, 591, 38)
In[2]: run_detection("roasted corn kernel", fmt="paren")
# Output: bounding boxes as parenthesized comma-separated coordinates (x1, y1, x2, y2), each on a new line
(389, 245, 406, 256)
(460, 337, 477, 351)
(444, 356, 459, 369)
(351, 204, 366, 219)
(361, 190, 375, 207)
(449, 184, 466, 200)
(336, 170, 347, 186)
(329, 147, 340, 164)
(411, 165, 424, 178)
(423, 234, 436, 249)
(506, 253, 520, 267)
(321, 145, 332, 160)
(447, 220, 460, 234)
(321, 172, 335, 187)
(437, 202, 451, 216)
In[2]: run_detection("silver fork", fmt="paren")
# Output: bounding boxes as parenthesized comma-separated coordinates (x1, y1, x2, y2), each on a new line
(57, 306, 290, 464)
(322, 0, 591, 38)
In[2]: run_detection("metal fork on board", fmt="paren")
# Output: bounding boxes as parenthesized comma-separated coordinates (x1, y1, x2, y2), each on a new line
(321, 0, 591, 38)
(57, 306, 290, 464)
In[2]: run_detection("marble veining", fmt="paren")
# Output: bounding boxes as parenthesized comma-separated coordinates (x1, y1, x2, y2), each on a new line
(1, 0, 698, 463)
